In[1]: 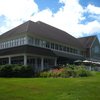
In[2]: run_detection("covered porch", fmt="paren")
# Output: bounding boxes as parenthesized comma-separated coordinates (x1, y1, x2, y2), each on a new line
(0, 54, 57, 73)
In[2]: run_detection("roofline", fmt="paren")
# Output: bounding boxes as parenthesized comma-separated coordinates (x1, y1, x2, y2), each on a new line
(78, 35, 97, 39)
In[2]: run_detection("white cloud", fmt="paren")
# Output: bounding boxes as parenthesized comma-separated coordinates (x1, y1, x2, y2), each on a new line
(30, 8, 54, 23)
(31, 0, 85, 37)
(86, 4, 100, 14)
(78, 20, 100, 35)
(89, 14, 100, 21)
(0, 0, 38, 20)
(0, 0, 100, 39)
(0, 0, 38, 34)
(31, 0, 100, 38)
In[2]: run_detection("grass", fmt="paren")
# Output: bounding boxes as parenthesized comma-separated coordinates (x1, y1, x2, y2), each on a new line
(0, 72, 100, 100)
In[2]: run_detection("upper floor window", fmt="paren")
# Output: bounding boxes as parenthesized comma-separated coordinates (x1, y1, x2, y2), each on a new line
(95, 46, 99, 53)
(51, 43, 55, 49)
(35, 39, 40, 46)
(46, 41, 50, 48)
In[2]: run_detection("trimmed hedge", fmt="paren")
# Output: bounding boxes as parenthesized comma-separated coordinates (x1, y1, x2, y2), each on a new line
(0, 64, 33, 77)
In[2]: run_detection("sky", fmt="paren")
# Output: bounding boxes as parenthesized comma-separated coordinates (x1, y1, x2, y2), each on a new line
(0, 0, 100, 40)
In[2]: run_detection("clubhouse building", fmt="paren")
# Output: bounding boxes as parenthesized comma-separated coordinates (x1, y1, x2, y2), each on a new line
(0, 21, 100, 72)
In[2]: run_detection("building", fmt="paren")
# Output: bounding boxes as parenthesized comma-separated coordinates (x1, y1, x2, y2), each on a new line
(78, 35, 100, 62)
(0, 20, 99, 72)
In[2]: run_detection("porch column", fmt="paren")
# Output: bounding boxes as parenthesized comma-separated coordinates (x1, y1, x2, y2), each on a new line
(41, 57, 44, 71)
(24, 54, 27, 66)
(54, 58, 57, 66)
(9, 56, 11, 64)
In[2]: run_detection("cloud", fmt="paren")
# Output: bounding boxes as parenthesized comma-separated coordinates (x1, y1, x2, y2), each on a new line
(31, 0, 85, 37)
(89, 14, 100, 21)
(0, 0, 38, 33)
(80, 4, 100, 36)
(86, 4, 100, 14)
(31, 0, 100, 38)
(0, 0, 38, 20)
(0, 0, 100, 39)
(85, 4, 100, 22)
(30, 8, 54, 23)
(79, 20, 100, 34)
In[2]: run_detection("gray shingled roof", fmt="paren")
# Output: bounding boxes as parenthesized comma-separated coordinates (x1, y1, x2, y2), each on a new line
(0, 20, 83, 49)
(78, 36, 96, 48)
(0, 21, 30, 40)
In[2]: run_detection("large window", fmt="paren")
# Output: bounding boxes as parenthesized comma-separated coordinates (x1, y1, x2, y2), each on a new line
(95, 46, 99, 53)
(55, 44, 59, 50)
(11, 56, 24, 65)
(43, 58, 55, 70)
(51, 43, 55, 49)
(46, 41, 50, 48)
(35, 39, 40, 46)
(0, 58, 9, 65)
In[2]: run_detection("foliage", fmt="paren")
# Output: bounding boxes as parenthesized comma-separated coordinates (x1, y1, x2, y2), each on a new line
(0, 64, 33, 77)
(39, 65, 93, 78)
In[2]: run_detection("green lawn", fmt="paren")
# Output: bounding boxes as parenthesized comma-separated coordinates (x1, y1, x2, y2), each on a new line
(0, 72, 100, 100)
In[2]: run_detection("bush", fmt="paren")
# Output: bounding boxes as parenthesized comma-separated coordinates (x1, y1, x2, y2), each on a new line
(39, 65, 92, 78)
(77, 68, 92, 77)
(40, 72, 49, 77)
(0, 65, 13, 77)
(0, 64, 33, 77)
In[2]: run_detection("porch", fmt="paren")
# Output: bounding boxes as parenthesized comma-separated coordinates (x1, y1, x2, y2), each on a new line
(0, 54, 57, 73)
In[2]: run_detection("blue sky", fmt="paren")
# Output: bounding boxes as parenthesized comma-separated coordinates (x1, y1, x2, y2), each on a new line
(35, 0, 64, 13)
(0, 0, 100, 40)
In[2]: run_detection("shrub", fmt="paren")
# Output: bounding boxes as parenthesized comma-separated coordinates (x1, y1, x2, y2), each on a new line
(0, 65, 13, 77)
(12, 65, 22, 77)
(77, 68, 92, 77)
(0, 64, 33, 77)
(19, 65, 33, 77)
(40, 72, 49, 77)
(39, 65, 92, 78)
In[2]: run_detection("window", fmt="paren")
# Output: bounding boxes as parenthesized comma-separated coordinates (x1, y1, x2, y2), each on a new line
(0, 43, 1, 49)
(20, 38, 24, 45)
(2, 43, 4, 49)
(28, 37, 33, 45)
(51, 43, 55, 49)
(46, 41, 50, 48)
(35, 39, 40, 46)
(59, 45, 62, 51)
(62, 46, 67, 51)
(24, 37, 28, 44)
(42, 40, 46, 47)
(55, 44, 59, 50)
(67, 47, 70, 52)
(95, 46, 99, 53)
(75, 49, 78, 54)
(11, 56, 24, 64)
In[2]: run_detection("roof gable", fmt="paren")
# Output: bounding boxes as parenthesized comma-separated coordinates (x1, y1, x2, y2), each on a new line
(78, 35, 97, 48)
